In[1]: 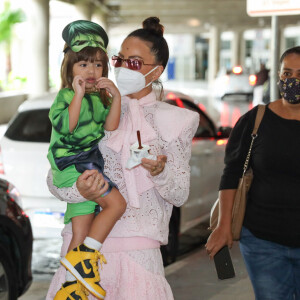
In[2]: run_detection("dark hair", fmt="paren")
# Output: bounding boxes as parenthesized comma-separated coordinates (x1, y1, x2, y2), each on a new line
(280, 46, 300, 64)
(60, 45, 110, 106)
(127, 17, 169, 69)
(127, 17, 169, 99)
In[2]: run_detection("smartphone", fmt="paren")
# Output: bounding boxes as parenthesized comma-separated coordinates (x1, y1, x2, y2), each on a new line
(213, 246, 235, 280)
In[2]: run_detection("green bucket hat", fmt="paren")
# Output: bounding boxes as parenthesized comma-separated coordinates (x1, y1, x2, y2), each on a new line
(62, 20, 108, 53)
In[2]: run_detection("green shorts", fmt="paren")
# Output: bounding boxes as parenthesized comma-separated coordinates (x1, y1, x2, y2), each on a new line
(64, 201, 97, 224)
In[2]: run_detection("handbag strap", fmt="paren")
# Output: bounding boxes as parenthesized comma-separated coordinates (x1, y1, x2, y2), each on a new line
(242, 105, 266, 175)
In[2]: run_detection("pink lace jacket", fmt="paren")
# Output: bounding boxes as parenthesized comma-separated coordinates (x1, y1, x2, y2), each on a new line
(47, 91, 199, 245)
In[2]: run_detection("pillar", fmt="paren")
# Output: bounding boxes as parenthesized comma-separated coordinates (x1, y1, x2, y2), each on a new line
(270, 16, 280, 102)
(27, 0, 49, 96)
(74, 0, 94, 20)
(231, 30, 242, 67)
(208, 26, 220, 86)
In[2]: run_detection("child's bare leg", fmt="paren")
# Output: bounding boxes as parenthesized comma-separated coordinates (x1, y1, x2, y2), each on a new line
(61, 188, 125, 298)
(68, 213, 94, 252)
(88, 187, 126, 242)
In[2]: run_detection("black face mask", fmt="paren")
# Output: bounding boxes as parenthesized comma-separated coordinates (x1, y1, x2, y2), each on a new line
(278, 78, 300, 104)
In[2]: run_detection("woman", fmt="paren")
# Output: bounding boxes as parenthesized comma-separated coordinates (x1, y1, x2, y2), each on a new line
(46, 16, 199, 300)
(206, 46, 300, 300)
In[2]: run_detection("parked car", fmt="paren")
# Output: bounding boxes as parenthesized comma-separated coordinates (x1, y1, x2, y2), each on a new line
(0, 91, 231, 265)
(214, 66, 257, 101)
(0, 178, 33, 299)
(161, 90, 232, 264)
(0, 93, 66, 239)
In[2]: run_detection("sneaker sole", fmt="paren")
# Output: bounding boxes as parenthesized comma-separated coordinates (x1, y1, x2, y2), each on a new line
(61, 258, 106, 299)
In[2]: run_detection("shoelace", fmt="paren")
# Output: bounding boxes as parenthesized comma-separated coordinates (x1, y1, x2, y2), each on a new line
(97, 251, 107, 269)
(78, 285, 89, 298)
(93, 251, 107, 282)
(80, 249, 107, 282)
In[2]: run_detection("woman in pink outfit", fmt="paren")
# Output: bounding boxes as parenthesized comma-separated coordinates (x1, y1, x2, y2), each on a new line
(46, 16, 199, 300)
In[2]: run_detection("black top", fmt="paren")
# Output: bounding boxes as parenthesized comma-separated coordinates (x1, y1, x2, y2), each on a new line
(219, 105, 300, 247)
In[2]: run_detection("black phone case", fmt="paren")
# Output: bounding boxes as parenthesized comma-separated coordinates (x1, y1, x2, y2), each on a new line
(213, 246, 235, 280)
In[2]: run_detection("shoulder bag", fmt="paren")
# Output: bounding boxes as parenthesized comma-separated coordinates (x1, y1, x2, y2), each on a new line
(209, 104, 266, 241)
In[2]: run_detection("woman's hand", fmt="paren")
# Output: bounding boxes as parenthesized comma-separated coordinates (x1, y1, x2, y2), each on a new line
(141, 155, 167, 176)
(76, 169, 109, 202)
(205, 226, 233, 259)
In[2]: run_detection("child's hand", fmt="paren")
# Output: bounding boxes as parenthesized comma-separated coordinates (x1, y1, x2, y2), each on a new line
(96, 77, 121, 100)
(72, 75, 85, 97)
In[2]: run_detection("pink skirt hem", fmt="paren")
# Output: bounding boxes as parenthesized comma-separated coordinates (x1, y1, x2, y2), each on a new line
(46, 250, 174, 300)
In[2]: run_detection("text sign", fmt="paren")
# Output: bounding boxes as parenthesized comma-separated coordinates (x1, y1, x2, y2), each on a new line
(247, 0, 300, 16)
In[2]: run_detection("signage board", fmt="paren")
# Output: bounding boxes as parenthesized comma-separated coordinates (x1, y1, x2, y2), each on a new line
(247, 0, 300, 16)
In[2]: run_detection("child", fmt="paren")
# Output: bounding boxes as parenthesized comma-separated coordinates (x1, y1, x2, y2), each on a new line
(47, 20, 126, 300)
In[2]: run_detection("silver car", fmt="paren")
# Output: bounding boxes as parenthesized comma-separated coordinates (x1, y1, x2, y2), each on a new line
(214, 66, 257, 101)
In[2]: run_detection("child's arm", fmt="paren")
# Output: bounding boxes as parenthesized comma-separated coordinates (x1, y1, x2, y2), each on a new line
(96, 77, 121, 131)
(68, 75, 85, 132)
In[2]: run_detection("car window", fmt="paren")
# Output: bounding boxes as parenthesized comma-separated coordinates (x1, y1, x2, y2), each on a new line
(164, 99, 216, 138)
(5, 109, 51, 142)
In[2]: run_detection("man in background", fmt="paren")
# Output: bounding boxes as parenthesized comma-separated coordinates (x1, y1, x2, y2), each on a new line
(253, 62, 269, 106)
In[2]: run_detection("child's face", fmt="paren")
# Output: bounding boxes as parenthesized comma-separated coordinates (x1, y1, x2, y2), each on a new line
(72, 52, 103, 89)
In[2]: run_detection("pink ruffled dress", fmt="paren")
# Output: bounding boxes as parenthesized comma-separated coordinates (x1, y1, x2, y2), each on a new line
(46, 91, 199, 300)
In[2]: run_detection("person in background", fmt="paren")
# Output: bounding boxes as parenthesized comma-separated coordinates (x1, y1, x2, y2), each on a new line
(205, 46, 300, 300)
(47, 20, 126, 299)
(252, 62, 269, 106)
(46, 16, 199, 300)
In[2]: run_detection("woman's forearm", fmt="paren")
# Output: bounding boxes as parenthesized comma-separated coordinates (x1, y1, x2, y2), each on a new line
(218, 189, 237, 229)
(47, 169, 86, 203)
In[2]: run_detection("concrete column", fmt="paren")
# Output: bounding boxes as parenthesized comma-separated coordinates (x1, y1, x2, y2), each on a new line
(231, 30, 242, 66)
(208, 26, 220, 86)
(92, 9, 107, 30)
(27, 0, 49, 96)
(240, 32, 246, 68)
(270, 16, 280, 102)
(74, 0, 94, 20)
(279, 26, 286, 57)
(74, 1, 108, 30)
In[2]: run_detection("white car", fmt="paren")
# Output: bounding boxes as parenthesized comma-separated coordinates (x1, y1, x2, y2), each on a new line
(0, 91, 231, 264)
(214, 66, 257, 101)
(0, 93, 66, 239)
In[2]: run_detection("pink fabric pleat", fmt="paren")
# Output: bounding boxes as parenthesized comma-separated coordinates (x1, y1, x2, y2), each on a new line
(106, 92, 157, 208)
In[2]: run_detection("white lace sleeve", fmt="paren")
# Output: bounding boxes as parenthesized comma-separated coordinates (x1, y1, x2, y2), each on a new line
(46, 169, 86, 203)
(150, 113, 199, 207)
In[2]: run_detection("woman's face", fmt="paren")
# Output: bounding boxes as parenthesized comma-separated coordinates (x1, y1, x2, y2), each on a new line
(114, 36, 164, 99)
(279, 53, 300, 80)
(118, 37, 157, 77)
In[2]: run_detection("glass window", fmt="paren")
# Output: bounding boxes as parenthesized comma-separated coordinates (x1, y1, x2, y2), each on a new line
(5, 109, 51, 143)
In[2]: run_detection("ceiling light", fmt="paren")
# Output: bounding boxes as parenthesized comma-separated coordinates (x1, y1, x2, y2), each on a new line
(188, 18, 201, 27)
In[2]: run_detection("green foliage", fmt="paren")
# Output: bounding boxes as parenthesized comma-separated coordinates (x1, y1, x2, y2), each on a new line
(0, 72, 27, 91)
(0, 1, 25, 45)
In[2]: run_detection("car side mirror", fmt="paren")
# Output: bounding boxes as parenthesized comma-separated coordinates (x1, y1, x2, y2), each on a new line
(217, 126, 232, 139)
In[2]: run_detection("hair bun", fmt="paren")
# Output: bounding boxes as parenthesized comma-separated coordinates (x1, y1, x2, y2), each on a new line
(142, 17, 164, 37)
